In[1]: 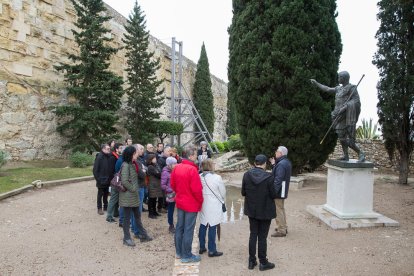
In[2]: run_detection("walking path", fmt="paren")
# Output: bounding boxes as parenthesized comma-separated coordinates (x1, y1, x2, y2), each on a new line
(0, 172, 413, 275)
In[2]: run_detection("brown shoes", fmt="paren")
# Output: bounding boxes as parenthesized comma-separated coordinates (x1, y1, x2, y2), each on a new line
(271, 231, 286, 237)
(97, 209, 104, 215)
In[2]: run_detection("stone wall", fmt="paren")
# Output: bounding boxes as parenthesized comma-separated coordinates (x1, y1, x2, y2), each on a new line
(329, 140, 414, 172)
(0, 0, 228, 160)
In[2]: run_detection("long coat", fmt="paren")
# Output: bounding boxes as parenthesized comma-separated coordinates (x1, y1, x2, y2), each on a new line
(93, 152, 112, 188)
(147, 163, 163, 198)
(119, 162, 140, 208)
(199, 172, 226, 227)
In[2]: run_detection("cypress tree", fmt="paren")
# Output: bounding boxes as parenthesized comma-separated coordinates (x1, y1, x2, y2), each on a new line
(54, 0, 123, 153)
(193, 43, 214, 142)
(122, 1, 164, 144)
(228, 0, 342, 174)
(373, 0, 414, 185)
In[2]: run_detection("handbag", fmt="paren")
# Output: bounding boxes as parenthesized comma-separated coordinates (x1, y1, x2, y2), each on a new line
(166, 191, 176, 203)
(110, 163, 127, 192)
(202, 174, 226, 213)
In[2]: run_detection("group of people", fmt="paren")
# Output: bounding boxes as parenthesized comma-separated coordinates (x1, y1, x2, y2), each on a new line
(92, 139, 225, 255)
(92, 138, 292, 271)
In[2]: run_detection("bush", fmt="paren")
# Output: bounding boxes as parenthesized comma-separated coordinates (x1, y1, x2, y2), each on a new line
(222, 141, 230, 152)
(69, 152, 94, 168)
(228, 134, 243, 151)
(0, 150, 10, 169)
(209, 141, 225, 153)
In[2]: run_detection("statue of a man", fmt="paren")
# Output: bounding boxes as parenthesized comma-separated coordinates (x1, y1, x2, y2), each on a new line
(310, 71, 365, 162)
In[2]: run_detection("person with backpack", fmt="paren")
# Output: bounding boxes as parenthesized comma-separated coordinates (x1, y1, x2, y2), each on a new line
(93, 144, 112, 215)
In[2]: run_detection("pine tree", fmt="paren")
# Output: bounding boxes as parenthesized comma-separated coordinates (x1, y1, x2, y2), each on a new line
(228, 0, 342, 174)
(373, 0, 414, 185)
(54, 0, 124, 153)
(193, 43, 214, 142)
(122, 1, 164, 144)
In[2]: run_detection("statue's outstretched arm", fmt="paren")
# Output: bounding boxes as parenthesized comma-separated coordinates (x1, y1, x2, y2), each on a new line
(310, 79, 336, 93)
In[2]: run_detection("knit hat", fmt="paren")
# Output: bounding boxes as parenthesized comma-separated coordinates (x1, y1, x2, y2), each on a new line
(166, 157, 177, 166)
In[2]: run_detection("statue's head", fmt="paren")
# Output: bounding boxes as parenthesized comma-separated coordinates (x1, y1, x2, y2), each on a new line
(338, 71, 350, 85)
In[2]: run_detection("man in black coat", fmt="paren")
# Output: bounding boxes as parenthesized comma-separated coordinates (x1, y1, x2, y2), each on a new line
(270, 146, 292, 237)
(93, 144, 112, 215)
(242, 154, 277, 271)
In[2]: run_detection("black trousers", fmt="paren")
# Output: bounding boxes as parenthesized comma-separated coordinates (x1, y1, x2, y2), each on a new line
(97, 187, 109, 210)
(148, 197, 157, 215)
(122, 207, 148, 240)
(248, 217, 271, 264)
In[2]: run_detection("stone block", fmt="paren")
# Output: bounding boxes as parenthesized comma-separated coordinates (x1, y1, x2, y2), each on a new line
(306, 205, 399, 230)
(0, 48, 10, 60)
(11, 0, 23, 11)
(21, 149, 37, 160)
(2, 112, 26, 124)
(0, 123, 21, 139)
(11, 62, 32, 76)
(290, 176, 305, 190)
(7, 82, 28, 94)
(7, 140, 32, 149)
(324, 162, 377, 219)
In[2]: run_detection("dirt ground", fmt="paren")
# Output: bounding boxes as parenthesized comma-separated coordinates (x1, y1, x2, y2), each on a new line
(0, 171, 413, 275)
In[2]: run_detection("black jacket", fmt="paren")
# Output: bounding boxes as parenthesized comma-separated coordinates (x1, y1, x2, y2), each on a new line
(242, 167, 277, 220)
(157, 155, 167, 170)
(93, 152, 112, 188)
(272, 156, 292, 199)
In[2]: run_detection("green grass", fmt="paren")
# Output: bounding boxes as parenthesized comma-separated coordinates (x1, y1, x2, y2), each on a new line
(0, 166, 93, 194)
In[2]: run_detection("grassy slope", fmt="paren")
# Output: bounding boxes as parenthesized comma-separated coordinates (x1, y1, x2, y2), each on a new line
(0, 164, 93, 194)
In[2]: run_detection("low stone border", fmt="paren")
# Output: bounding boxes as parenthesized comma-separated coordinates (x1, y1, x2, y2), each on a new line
(0, 176, 94, 201)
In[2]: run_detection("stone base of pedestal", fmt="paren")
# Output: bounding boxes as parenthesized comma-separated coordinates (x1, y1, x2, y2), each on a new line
(306, 205, 400, 230)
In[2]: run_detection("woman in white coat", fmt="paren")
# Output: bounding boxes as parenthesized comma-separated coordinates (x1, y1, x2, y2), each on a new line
(198, 159, 226, 257)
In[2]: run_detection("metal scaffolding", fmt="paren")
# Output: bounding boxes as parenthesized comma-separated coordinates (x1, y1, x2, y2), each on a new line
(169, 37, 218, 152)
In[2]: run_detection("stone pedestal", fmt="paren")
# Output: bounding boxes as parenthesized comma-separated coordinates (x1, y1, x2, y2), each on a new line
(324, 159, 378, 219)
(306, 159, 399, 229)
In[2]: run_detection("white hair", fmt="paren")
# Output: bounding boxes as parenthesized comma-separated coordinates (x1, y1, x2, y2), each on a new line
(277, 146, 288, 156)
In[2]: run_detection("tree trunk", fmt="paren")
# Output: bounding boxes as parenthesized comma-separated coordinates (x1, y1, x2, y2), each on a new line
(398, 151, 409, 185)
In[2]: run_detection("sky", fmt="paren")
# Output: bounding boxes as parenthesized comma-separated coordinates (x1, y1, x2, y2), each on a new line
(103, 0, 380, 125)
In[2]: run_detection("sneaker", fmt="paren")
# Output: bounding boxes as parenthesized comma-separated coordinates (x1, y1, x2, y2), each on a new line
(97, 209, 104, 215)
(208, 251, 223, 257)
(181, 255, 201, 263)
(259, 261, 275, 271)
(123, 239, 135, 247)
(106, 217, 116, 223)
(140, 236, 153, 243)
(148, 214, 157, 219)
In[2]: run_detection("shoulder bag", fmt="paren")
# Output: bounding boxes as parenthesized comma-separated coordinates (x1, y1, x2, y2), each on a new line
(202, 173, 226, 213)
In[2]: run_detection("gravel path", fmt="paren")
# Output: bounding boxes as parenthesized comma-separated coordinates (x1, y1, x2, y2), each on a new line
(0, 172, 413, 275)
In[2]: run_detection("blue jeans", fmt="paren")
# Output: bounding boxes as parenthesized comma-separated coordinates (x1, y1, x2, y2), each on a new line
(175, 208, 197, 258)
(198, 224, 217, 253)
(139, 187, 145, 213)
(168, 202, 176, 226)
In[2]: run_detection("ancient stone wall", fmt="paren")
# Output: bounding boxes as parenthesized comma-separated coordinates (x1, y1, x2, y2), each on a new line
(329, 140, 414, 172)
(0, 0, 228, 160)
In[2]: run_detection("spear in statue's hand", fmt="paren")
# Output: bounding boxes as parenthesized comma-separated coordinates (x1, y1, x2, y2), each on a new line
(318, 74, 365, 145)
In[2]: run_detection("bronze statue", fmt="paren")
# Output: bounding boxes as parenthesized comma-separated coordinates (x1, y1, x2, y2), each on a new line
(310, 71, 365, 162)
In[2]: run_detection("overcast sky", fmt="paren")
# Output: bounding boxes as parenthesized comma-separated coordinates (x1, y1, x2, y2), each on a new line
(103, 0, 380, 125)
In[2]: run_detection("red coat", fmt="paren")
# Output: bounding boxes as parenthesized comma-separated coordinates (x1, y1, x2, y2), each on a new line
(170, 163, 203, 212)
(181, 158, 198, 169)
